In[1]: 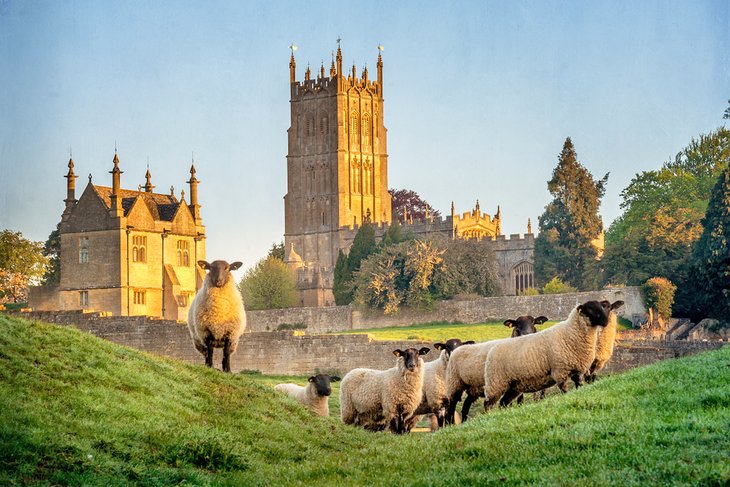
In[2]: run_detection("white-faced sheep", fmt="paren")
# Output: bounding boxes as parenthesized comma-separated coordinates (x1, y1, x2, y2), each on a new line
(585, 300, 624, 383)
(406, 338, 474, 431)
(483, 300, 610, 410)
(444, 315, 547, 424)
(340, 347, 430, 434)
(274, 373, 341, 417)
(186, 259, 246, 373)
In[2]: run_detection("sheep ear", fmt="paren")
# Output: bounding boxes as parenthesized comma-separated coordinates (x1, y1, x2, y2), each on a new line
(393, 349, 403, 357)
(418, 347, 430, 356)
(434, 342, 445, 350)
(198, 260, 210, 270)
(577, 305, 584, 315)
(464, 340, 475, 345)
(330, 376, 341, 382)
(308, 376, 315, 382)
(534, 316, 548, 325)
(229, 261, 243, 271)
(611, 300, 625, 311)
(503, 320, 516, 327)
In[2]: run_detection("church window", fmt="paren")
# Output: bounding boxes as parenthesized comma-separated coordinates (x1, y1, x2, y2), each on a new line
(79, 290, 88, 306)
(362, 114, 371, 146)
(78, 237, 89, 264)
(132, 236, 147, 263)
(177, 240, 190, 266)
(512, 261, 534, 295)
(133, 290, 146, 305)
(350, 112, 359, 146)
(177, 292, 192, 307)
(307, 117, 315, 138)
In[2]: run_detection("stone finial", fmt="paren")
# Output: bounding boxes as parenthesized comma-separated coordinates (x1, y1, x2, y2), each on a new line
(305, 63, 311, 81)
(143, 166, 154, 193)
(170, 185, 175, 196)
(527, 217, 532, 234)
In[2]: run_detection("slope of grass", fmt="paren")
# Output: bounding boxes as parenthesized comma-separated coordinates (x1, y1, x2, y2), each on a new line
(1, 315, 728, 486)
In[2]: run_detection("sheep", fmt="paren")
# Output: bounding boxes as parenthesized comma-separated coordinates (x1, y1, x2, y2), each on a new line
(483, 300, 610, 410)
(340, 347, 430, 434)
(444, 315, 547, 424)
(585, 300, 624, 383)
(274, 373, 341, 417)
(186, 259, 246, 373)
(405, 338, 474, 431)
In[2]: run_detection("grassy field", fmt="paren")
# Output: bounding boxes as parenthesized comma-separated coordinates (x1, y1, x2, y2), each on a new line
(1, 314, 728, 486)
(330, 317, 635, 343)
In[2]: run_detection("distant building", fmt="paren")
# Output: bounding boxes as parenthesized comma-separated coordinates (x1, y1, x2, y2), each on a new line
(29, 152, 206, 319)
(283, 43, 537, 306)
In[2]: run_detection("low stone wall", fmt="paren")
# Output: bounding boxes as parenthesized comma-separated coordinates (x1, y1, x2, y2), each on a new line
(5, 309, 724, 377)
(247, 287, 647, 333)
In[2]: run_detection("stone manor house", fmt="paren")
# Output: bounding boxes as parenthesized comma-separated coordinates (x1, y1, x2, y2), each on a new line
(283, 43, 538, 306)
(29, 152, 206, 319)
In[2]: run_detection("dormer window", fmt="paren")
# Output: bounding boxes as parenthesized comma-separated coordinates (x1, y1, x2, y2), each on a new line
(132, 235, 147, 263)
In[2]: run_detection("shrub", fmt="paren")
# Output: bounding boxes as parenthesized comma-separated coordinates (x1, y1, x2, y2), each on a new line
(520, 287, 540, 296)
(276, 323, 307, 331)
(643, 277, 677, 322)
(541, 277, 577, 294)
(238, 256, 298, 310)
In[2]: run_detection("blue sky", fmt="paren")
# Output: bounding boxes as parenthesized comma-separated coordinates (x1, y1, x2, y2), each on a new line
(1, 0, 728, 270)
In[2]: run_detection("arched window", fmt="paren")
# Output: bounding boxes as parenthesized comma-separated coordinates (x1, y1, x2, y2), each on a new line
(78, 237, 89, 264)
(512, 261, 535, 295)
(177, 250, 182, 266)
(176, 240, 190, 267)
(132, 236, 147, 263)
(183, 251, 189, 267)
(350, 112, 359, 146)
(362, 114, 370, 147)
(132, 247, 139, 262)
(139, 246, 146, 263)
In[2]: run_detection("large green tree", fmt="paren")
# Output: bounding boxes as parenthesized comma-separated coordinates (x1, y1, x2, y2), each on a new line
(42, 226, 61, 285)
(534, 138, 608, 290)
(238, 256, 298, 310)
(430, 236, 502, 299)
(332, 221, 377, 305)
(602, 128, 730, 314)
(687, 168, 730, 322)
(0, 229, 48, 302)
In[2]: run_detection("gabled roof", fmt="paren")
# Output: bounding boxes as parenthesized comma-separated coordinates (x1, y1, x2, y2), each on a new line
(92, 185, 184, 222)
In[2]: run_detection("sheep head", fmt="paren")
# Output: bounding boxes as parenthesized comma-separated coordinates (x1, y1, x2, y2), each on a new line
(308, 373, 340, 397)
(434, 338, 474, 357)
(198, 259, 243, 288)
(577, 300, 609, 327)
(393, 347, 430, 371)
(503, 315, 548, 337)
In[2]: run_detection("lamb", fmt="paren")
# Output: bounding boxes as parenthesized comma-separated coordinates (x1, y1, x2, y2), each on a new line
(406, 338, 474, 431)
(483, 300, 610, 410)
(340, 347, 430, 434)
(585, 300, 624, 383)
(274, 373, 341, 417)
(444, 315, 547, 424)
(186, 259, 247, 373)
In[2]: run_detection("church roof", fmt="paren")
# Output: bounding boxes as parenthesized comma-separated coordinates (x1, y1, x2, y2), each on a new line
(92, 185, 182, 222)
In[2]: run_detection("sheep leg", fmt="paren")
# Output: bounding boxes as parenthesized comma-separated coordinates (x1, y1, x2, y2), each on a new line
(571, 372, 584, 389)
(461, 394, 476, 422)
(222, 337, 232, 373)
(499, 388, 522, 408)
(445, 390, 463, 426)
(204, 335, 214, 368)
(483, 393, 500, 411)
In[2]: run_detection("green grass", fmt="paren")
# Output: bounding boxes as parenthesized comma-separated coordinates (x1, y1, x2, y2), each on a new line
(1, 314, 729, 486)
(332, 318, 635, 343)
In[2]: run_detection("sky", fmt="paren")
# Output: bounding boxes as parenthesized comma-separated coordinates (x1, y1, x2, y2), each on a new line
(1, 0, 728, 271)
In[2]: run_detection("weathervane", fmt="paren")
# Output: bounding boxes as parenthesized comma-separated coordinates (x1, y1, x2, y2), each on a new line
(336, 36, 341, 48)
(289, 43, 298, 55)
(377, 44, 384, 52)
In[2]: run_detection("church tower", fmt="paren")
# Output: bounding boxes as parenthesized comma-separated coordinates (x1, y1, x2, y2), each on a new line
(284, 42, 391, 306)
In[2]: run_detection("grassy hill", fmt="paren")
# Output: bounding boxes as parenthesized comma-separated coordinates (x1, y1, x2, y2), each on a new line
(1, 315, 728, 486)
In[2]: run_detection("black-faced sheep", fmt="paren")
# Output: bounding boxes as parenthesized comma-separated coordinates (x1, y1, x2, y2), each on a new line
(406, 338, 474, 431)
(186, 259, 246, 373)
(274, 373, 341, 417)
(444, 315, 547, 424)
(585, 300, 624, 383)
(483, 300, 610, 410)
(340, 347, 430, 434)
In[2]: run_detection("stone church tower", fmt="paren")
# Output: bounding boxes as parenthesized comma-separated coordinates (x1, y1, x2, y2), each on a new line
(284, 43, 392, 306)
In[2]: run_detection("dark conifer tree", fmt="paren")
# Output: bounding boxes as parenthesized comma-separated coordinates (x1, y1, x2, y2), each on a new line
(535, 137, 608, 290)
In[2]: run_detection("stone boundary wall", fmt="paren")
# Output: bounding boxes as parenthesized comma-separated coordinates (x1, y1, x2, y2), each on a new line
(248, 287, 647, 333)
(5, 309, 723, 376)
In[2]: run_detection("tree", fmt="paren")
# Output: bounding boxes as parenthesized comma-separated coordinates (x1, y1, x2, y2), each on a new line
(430, 237, 502, 299)
(238, 256, 298, 310)
(267, 241, 285, 261)
(534, 138, 608, 290)
(541, 277, 577, 295)
(687, 167, 730, 322)
(332, 221, 377, 305)
(389, 188, 441, 221)
(602, 128, 730, 314)
(0, 229, 48, 303)
(642, 277, 677, 330)
(42, 226, 61, 285)
(724, 99, 730, 120)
